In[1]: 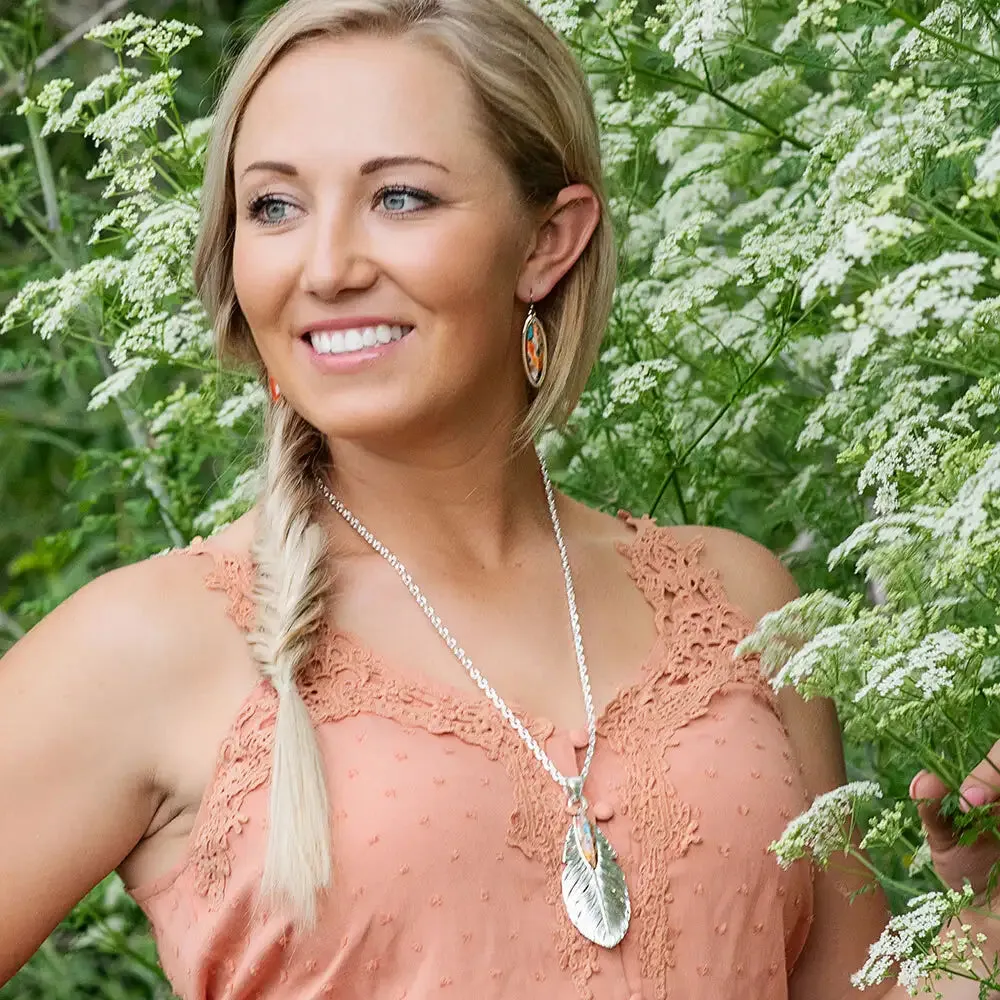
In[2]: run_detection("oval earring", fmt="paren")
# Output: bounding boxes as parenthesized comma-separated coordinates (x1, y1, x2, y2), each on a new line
(268, 376, 281, 402)
(521, 298, 548, 389)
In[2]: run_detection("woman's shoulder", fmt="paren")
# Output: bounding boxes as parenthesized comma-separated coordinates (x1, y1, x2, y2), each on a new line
(569, 498, 799, 623)
(22, 511, 260, 709)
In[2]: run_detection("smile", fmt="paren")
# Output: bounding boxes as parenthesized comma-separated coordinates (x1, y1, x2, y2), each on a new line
(306, 325, 413, 355)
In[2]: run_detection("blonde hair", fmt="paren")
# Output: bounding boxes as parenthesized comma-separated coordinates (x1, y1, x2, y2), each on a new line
(193, 0, 616, 929)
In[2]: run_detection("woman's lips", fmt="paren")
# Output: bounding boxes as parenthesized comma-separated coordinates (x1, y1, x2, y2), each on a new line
(297, 325, 413, 371)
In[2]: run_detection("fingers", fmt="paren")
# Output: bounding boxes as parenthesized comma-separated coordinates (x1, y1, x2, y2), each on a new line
(959, 741, 1000, 813)
(910, 770, 955, 852)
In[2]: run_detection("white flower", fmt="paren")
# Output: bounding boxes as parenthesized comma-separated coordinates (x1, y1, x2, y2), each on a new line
(85, 13, 201, 59)
(655, 0, 739, 70)
(193, 468, 262, 534)
(84, 71, 180, 153)
(968, 122, 1000, 201)
(934, 442, 1000, 542)
(735, 590, 856, 681)
(0, 143, 24, 165)
(852, 887, 975, 992)
(16, 78, 73, 118)
(603, 359, 677, 416)
(39, 68, 141, 136)
(88, 356, 156, 410)
(526, 0, 584, 34)
(771, 781, 882, 868)
(217, 382, 267, 428)
(859, 800, 910, 851)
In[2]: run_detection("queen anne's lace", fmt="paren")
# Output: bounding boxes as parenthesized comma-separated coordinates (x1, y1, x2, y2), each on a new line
(182, 517, 779, 999)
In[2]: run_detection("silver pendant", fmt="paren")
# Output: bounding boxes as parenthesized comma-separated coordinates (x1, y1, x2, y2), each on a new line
(561, 808, 631, 948)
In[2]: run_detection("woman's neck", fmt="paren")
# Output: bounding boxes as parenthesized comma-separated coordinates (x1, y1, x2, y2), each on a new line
(322, 433, 554, 572)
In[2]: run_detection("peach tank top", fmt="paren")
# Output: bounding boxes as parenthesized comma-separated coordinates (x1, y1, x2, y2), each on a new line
(127, 515, 814, 1000)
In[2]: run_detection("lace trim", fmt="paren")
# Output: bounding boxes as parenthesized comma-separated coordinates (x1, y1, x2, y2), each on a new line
(605, 513, 779, 1000)
(178, 520, 781, 1000)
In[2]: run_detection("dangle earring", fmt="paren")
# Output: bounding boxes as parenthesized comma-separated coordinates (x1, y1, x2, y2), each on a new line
(521, 296, 548, 389)
(268, 376, 281, 403)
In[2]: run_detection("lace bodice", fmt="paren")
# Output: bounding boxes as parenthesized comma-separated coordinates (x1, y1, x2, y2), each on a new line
(127, 515, 814, 1000)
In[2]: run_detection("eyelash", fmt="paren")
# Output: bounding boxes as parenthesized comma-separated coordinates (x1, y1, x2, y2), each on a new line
(245, 185, 438, 227)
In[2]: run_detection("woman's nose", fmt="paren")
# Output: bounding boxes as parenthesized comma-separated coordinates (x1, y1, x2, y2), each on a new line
(299, 210, 378, 299)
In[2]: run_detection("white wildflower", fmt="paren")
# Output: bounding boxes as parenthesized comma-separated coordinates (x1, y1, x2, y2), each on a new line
(603, 359, 676, 417)
(852, 887, 975, 992)
(800, 214, 925, 306)
(891, 2, 962, 70)
(860, 801, 909, 851)
(193, 468, 263, 534)
(0, 143, 24, 165)
(216, 382, 267, 428)
(855, 630, 965, 703)
(88, 356, 156, 410)
(84, 71, 180, 153)
(771, 781, 882, 868)
(651, 211, 716, 270)
(40, 68, 141, 136)
(934, 442, 1000, 542)
(0, 258, 127, 340)
(967, 123, 1000, 202)
(655, 0, 739, 70)
(85, 12, 156, 43)
(16, 78, 72, 118)
(907, 837, 932, 876)
(526, 0, 584, 34)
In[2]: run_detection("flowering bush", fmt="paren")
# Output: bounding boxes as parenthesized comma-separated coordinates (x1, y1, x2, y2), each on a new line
(2, 0, 1000, 995)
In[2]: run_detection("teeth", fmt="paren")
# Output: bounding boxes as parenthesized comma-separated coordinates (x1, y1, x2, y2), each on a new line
(309, 325, 411, 354)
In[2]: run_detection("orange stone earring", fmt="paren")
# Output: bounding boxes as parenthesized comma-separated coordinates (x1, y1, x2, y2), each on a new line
(521, 296, 547, 389)
(268, 376, 281, 402)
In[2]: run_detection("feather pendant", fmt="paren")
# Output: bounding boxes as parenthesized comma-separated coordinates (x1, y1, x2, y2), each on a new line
(561, 812, 631, 948)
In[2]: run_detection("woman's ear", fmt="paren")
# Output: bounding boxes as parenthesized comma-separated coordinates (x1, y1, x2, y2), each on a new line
(517, 183, 601, 302)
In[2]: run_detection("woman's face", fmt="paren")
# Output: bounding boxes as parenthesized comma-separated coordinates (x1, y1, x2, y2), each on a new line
(231, 34, 541, 447)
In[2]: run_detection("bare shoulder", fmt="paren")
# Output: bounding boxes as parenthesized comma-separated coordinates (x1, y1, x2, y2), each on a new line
(566, 497, 800, 622)
(12, 515, 257, 752)
(673, 523, 801, 623)
(0, 513, 257, 983)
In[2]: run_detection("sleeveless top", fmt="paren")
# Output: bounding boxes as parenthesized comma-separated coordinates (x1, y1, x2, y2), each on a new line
(126, 514, 814, 1000)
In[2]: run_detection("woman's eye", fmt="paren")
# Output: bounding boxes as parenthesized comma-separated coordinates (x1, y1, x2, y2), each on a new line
(377, 186, 435, 214)
(248, 194, 296, 227)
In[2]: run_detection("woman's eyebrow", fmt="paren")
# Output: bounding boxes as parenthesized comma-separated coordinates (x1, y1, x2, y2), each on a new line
(239, 155, 450, 181)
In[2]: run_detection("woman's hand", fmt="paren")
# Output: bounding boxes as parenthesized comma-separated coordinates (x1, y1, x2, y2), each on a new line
(910, 743, 1000, 896)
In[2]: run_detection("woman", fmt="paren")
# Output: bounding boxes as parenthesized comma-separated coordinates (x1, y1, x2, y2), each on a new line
(1, 1, 997, 997)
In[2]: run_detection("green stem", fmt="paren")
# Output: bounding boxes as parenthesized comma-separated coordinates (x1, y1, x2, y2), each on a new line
(648, 303, 794, 516)
(877, 2, 1000, 68)
(910, 194, 1000, 256)
(633, 63, 814, 151)
(911, 353, 988, 379)
(21, 105, 185, 548)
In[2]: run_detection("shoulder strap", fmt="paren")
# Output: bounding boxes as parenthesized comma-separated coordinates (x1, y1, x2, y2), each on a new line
(179, 537, 257, 634)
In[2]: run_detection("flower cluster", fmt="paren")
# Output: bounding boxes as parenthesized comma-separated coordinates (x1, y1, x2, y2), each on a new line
(770, 781, 882, 868)
(852, 887, 977, 994)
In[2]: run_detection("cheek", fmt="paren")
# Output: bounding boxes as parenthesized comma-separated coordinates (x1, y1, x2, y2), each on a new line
(231, 230, 292, 332)
(398, 216, 524, 346)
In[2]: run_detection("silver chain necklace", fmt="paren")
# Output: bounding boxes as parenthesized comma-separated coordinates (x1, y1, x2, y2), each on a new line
(316, 455, 631, 949)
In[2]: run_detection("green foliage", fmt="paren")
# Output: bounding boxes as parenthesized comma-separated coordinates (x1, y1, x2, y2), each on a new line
(2, 0, 1000, 995)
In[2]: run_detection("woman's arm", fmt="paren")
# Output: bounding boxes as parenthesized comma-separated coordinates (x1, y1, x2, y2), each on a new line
(694, 527, 895, 1000)
(0, 555, 203, 985)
